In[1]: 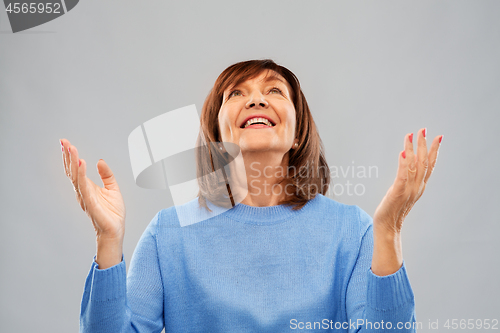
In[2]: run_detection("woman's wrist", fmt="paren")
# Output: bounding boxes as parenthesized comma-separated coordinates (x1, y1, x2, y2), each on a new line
(371, 222, 403, 276)
(95, 236, 123, 269)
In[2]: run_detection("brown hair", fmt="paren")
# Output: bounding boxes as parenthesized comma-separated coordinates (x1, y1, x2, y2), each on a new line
(196, 59, 330, 211)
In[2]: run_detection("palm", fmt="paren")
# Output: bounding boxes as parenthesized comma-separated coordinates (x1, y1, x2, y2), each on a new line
(83, 177, 125, 237)
(61, 139, 126, 239)
(374, 183, 413, 234)
(373, 129, 442, 233)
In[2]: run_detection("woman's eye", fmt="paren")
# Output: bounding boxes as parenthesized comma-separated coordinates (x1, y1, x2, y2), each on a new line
(269, 87, 282, 94)
(228, 90, 242, 98)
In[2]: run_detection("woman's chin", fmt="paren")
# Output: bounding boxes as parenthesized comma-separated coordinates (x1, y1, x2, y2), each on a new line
(239, 142, 283, 154)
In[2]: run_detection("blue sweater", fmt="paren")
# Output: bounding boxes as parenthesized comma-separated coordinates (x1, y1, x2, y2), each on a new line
(80, 194, 416, 332)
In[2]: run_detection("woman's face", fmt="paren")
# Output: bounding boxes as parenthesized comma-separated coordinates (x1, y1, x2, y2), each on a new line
(218, 70, 297, 157)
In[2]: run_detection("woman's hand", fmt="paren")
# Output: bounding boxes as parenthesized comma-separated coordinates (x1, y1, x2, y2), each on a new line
(374, 128, 443, 234)
(60, 139, 126, 241)
(371, 128, 443, 276)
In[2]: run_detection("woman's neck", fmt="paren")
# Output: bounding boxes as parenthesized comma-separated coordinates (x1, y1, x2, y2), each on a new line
(237, 151, 291, 207)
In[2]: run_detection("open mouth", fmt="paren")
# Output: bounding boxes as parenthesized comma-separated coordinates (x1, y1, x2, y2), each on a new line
(240, 117, 276, 129)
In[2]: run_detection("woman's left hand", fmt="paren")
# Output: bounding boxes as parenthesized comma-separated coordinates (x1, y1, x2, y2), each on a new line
(373, 128, 443, 235)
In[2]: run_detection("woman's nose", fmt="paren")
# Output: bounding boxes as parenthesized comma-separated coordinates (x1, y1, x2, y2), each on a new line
(245, 92, 269, 109)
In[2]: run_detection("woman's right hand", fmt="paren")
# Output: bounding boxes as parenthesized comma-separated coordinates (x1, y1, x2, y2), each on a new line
(60, 139, 126, 242)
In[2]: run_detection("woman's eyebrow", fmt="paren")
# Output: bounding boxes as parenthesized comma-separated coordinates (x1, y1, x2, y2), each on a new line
(228, 76, 287, 91)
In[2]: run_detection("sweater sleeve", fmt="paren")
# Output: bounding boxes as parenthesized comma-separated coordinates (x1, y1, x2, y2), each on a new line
(345, 208, 417, 332)
(79, 212, 165, 333)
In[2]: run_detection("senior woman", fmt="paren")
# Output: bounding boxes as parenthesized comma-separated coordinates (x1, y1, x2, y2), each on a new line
(62, 59, 443, 332)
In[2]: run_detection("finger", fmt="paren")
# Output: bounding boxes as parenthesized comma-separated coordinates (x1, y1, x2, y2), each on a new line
(424, 134, 443, 185)
(61, 139, 71, 178)
(391, 149, 411, 200)
(97, 159, 119, 191)
(415, 128, 429, 194)
(404, 132, 417, 184)
(414, 134, 443, 202)
(77, 158, 91, 211)
(60, 139, 66, 174)
(69, 145, 80, 192)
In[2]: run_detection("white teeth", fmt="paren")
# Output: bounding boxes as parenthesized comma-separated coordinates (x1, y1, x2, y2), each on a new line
(243, 117, 273, 128)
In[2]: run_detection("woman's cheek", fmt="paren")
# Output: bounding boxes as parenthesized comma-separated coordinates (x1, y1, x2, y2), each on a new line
(219, 120, 232, 140)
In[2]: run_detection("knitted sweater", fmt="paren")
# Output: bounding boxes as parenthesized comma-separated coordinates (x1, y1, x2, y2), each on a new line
(80, 194, 417, 332)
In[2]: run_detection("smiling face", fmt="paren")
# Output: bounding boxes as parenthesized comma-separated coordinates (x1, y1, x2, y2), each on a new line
(218, 70, 297, 156)
(197, 59, 331, 210)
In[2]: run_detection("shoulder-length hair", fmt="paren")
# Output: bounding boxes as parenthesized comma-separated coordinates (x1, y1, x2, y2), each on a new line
(196, 59, 330, 211)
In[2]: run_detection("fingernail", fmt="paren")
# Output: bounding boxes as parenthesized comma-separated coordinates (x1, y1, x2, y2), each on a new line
(409, 133, 413, 143)
(68, 147, 71, 153)
(423, 128, 427, 138)
(79, 159, 81, 167)
(439, 135, 444, 144)
(402, 150, 406, 159)
(60, 140, 63, 146)
(61, 145, 64, 152)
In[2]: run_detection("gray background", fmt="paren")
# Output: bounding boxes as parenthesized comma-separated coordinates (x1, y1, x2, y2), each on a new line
(1, 1, 499, 332)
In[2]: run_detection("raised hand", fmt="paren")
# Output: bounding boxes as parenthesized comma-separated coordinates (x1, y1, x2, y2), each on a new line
(371, 128, 443, 276)
(61, 139, 126, 268)
(373, 128, 443, 234)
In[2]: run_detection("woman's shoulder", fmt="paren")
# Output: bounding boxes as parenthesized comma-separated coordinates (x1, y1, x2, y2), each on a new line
(311, 194, 373, 234)
(155, 196, 228, 228)
(311, 193, 371, 217)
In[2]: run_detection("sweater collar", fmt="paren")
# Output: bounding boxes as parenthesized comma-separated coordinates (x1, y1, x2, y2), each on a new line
(211, 194, 320, 224)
